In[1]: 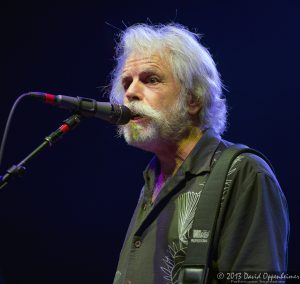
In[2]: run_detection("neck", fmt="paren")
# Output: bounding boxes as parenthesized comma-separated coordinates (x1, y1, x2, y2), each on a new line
(155, 126, 203, 179)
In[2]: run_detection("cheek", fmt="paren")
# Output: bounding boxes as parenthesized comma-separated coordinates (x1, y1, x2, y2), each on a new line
(142, 87, 180, 110)
(145, 99, 165, 112)
(154, 95, 179, 111)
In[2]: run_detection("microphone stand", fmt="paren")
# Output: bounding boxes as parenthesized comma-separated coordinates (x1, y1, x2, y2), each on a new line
(0, 114, 81, 190)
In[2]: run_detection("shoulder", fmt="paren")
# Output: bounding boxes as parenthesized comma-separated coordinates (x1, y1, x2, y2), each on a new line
(219, 142, 285, 205)
(237, 152, 275, 178)
(220, 139, 276, 181)
(225, 149, 285, 207)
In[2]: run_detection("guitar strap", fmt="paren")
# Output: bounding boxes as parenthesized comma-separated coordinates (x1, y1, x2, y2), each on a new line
(178, 144, 274, 284)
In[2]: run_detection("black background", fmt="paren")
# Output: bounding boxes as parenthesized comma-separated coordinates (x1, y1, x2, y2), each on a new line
(0, 1, 299, 283)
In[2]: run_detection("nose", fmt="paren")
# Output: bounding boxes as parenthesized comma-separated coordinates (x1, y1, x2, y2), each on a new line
(125, 79, 144, 102)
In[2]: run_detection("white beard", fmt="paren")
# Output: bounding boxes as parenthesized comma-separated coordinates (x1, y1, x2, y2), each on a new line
(122, 119, 160, 146)
(118, 100, 190, 150)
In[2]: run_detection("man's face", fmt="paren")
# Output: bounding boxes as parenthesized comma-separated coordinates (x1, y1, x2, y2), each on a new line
(119, 52, 189, 151)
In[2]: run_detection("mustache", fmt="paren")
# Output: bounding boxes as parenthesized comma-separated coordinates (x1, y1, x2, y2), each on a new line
(125, 101, 162, 120)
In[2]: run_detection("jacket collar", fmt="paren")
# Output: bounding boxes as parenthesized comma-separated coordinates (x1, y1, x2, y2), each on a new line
(143, 128, 221, 185)
(181, 128, 221, 176)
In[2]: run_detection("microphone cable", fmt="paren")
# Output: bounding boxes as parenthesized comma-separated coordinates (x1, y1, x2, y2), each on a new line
(0, 93, 31, 170)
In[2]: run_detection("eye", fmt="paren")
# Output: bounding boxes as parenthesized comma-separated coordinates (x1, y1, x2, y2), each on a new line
(146, 75, 160, 85)
(123, 82, 129, 91)
(122, 78, 132, 90)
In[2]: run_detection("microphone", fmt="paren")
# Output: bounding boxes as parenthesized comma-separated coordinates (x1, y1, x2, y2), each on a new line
(27, 92, 132, 125)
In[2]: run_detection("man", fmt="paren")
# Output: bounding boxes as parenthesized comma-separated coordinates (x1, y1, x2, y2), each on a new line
(110, 23, 289, 284)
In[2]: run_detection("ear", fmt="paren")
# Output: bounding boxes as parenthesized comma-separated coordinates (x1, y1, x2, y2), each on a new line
(187, 94, 201, 115)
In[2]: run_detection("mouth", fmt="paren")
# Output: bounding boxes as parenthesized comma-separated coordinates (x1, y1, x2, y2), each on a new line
(131, 113, 147, 122)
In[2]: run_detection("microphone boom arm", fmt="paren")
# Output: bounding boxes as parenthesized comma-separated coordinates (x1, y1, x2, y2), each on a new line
(0, 114, 81, 190)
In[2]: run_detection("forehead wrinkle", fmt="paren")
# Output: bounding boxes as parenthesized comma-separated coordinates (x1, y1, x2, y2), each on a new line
(122, 54, 169, 77)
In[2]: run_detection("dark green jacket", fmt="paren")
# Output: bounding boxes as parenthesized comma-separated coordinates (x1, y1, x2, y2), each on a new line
(113, 129, 289, 284)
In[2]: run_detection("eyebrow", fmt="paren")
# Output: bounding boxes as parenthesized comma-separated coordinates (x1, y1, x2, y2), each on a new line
(121, 67, 163, 81)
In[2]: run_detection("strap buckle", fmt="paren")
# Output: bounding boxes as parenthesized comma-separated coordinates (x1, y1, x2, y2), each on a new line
(178, 266, 208, 284)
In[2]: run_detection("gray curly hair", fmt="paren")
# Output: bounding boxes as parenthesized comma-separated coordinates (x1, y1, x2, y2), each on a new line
(110, 23, 227, 135)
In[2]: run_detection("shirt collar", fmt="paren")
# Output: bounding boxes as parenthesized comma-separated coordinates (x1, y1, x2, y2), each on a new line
(180, 128, 221, 175)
